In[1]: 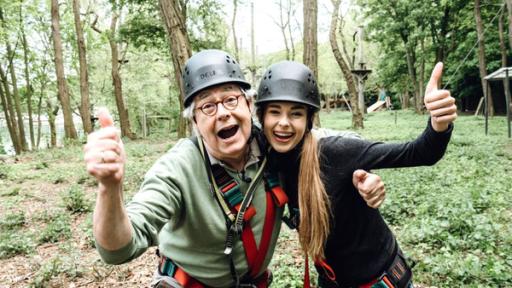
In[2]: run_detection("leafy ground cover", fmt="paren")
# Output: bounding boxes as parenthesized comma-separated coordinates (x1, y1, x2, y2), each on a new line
(0, 110, 510, 287)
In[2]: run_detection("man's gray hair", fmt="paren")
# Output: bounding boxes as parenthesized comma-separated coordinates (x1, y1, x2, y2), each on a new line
(182, 88, 256, 120)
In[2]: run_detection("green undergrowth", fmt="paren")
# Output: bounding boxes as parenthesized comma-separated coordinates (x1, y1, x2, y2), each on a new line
(0, 111, 510, 286)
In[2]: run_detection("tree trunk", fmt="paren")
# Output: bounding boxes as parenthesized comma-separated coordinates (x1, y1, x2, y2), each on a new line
(0, 80, 21, 154)
(36, 85, 45, 149)
(304, 0, 320, 126)
(418, 38, 426, 113)
(73, 0, 93, 134)
(0, 65, 21, 152)
(7, 48, 28, 151)
(109, 5, 135, 140)
(499, 5, 507, 67)
(287, 0, 296, 61)
(0, 10, 28, 151)
(278, 0, 290, 60)
(404, 43, 420, 113)
(330, 0, 363, 129)
(159, 0, 192, 138)
(303, 0, 318, 78)
(506, 0, 512, 52)
(19, 6, 35, 149)
(250, 2, 257, 86)
(51, 0, 78, 139)
(232, 0, 239, 61)
(474, 0, 494, 116)
(402, 90, 410, 109)
(47, 98, 59, 148)
(499, 4, 511, 121)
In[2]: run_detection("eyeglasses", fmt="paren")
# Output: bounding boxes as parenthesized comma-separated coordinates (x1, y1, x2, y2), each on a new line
(196, 94, 243, 116)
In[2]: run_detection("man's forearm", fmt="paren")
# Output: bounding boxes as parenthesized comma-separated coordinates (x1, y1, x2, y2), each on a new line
(93, 183, 133, 251)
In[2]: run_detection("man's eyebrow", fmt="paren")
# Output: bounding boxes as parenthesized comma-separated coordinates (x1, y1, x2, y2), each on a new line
(197, 85, 237, 100)
(222, 85, 235, 92)
(197, 92, 211, 100)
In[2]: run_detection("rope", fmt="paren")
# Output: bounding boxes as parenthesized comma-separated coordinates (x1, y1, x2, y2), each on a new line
(443, 3, 505, 89)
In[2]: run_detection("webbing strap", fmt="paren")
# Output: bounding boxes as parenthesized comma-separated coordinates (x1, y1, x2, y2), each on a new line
(191, 135, 286, 285)
(315, 258, 336, 282)
(196, 137, 236, 222)
(158, 256, 204, 288)
(247, 191, 275, 278)
(303, 254, 310, 288)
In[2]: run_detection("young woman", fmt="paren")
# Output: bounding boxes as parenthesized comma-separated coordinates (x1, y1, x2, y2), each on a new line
(256, 61, 456, 288)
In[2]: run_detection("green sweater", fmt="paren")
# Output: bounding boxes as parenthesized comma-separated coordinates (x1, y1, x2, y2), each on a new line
(96, 138, 283, 287)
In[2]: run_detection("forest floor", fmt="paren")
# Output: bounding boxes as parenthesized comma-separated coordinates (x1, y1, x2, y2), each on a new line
(0, 110, 511, 287)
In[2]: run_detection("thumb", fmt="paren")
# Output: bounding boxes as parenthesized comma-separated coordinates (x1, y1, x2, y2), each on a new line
(425, 62, 444, 94)
(352, 169, 368, 187)
(97, 107, 114, 128)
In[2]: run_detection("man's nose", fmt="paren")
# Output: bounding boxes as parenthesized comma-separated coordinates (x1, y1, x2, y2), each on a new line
(216, 102, 230, 120)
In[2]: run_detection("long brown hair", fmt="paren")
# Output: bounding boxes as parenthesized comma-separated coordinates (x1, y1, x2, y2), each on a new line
(258, 105, 331, 260)
(298, 110, 331, 260)
(297, 114, 331, 260)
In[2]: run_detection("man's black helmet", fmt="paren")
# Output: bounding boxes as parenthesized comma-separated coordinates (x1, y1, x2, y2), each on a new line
(256, 61, 320, 111)
(182, 49, 251, 107)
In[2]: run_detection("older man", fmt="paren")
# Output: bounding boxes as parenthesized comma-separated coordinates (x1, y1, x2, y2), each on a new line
(84, 49, 386, 288)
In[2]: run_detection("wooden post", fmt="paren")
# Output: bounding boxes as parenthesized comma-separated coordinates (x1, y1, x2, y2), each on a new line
(485, 83, 488, 135)
(142, 104, 147, 138)
(505, 69, 511, 138)
(475, 97, 484, 116)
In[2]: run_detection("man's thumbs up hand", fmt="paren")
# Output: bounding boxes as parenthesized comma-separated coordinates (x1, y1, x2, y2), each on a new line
(352, 170, 386, 209)
(424, 62, 458, 132)
(84, 107, 125, 189)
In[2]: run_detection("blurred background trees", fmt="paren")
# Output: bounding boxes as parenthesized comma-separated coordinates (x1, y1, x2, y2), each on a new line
(0, 0, 509, 154)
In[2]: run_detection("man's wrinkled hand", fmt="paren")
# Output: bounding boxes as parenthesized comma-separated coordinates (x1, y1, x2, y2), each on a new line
(83, 108, 125, 188)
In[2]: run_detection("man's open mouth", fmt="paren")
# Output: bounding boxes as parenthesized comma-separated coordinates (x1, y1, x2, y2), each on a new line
(217, 125, 239, 139)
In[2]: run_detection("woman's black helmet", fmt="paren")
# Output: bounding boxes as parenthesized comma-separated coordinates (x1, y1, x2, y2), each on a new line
(256, 61, 320, 111)
(182, 49, 251, 107)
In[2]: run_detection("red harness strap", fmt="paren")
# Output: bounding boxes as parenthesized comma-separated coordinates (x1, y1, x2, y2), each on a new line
(242, 178, 288, 278)
(304, 255, 310, 288)
(213, 165, 288, 282)
(303, 250, 337, 287)
(158, 256, 272, 288)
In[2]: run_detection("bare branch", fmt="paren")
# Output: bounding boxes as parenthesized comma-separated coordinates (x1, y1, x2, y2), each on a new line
(90, 14, 103, 33)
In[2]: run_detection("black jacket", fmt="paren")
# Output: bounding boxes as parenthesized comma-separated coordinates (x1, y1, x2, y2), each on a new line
(272, 120, 452, 286)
